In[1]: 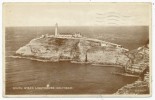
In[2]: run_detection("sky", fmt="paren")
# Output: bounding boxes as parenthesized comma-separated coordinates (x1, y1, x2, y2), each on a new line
(3, 2, 151, 26)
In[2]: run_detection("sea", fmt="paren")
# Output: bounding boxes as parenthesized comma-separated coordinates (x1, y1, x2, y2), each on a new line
(5, 26, 148, 95)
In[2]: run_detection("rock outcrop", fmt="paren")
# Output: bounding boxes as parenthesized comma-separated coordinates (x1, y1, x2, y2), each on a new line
(16, 36, 149, 73)
(87, 46, 129, 66)
(125, 44, 149, 74)
(115, 71, 150, 95)
(16, 36, 129, 66)
(115, 43, 150, 94)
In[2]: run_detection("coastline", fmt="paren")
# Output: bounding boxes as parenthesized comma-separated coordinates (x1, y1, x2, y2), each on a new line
(10, 55, 125, 67)
(13, 34, 149, 95)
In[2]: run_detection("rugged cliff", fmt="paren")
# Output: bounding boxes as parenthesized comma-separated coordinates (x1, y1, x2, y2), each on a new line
(115, 71, 150, 95)
(115, 43, 150, 94)
(125, 44, 149, 74)
(16, 36, 129, 66)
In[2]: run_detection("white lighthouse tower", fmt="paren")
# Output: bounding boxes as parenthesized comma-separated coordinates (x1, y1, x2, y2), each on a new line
(55, 23, 58, 36)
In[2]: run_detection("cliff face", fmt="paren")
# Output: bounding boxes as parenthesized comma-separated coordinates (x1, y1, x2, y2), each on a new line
(125, 44, 149, 74)
(16, 36, 129, 66)
(87, 46, 129, 66)
(114, 44, 150, 94)
(16, 37, 80, 61)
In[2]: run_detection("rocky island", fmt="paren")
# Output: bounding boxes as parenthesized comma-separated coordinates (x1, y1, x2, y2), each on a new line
(15, 23, 150, 95)
(16, 23, 129, 66)
(16, 35, 129, 66)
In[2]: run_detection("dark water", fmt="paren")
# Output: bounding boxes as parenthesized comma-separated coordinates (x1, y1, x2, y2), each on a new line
(5, 26, 144, 95)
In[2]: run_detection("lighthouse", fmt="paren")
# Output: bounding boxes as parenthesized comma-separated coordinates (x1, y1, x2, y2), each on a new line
(55, 23, 58, 36)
